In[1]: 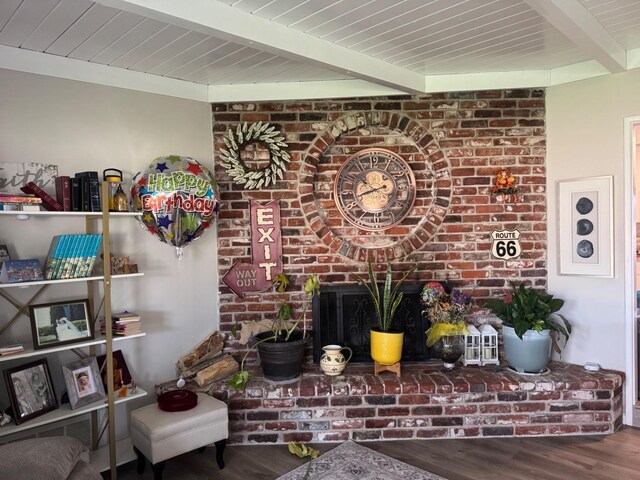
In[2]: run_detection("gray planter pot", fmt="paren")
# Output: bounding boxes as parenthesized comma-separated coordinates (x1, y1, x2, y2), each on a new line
(503, 325, 551, 373)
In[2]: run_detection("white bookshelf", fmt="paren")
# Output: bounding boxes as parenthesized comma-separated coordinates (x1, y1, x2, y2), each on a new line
(0, 388, 147, 438)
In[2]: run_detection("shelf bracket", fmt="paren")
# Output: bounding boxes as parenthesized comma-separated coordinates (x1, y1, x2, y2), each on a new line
(0, 284, 49, 337)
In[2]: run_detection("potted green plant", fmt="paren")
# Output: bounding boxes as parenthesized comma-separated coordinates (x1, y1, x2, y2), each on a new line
(484, 282, 572, 373)
(355, 261, 416, 366)
(228, 274, 320, 390)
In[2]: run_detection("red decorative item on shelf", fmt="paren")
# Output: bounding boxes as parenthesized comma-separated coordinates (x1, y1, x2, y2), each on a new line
(157, 389, 197, 412)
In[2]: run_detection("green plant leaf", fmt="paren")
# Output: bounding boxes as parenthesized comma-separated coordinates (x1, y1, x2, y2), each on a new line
(273, 273, 290, 293)
(304, 274, 321, 297)
(227, 371, 250, 391)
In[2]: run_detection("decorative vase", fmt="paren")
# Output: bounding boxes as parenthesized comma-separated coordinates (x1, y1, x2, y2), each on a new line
(432, 335, 465, 369)
(319, 344, 353, 376)
(370, 329, 404, 365)
(502, 326, 551, 373)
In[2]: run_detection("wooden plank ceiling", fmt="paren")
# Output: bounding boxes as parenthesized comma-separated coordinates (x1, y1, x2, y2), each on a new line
(0, 0, 639, 101)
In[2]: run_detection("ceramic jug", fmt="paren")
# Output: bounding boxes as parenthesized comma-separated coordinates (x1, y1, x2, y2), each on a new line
(319, 344, 353, 376)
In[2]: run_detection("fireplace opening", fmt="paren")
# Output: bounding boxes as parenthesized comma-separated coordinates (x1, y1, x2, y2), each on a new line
(312, 284, 433, 363)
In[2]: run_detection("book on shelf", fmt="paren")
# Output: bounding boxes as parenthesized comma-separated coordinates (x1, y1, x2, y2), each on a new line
(0, 342, 24, 356)
(0, 203, 41, 211)
(44, 234, 103, 280)
(45, 235, 69, 279)
(100, 323, 143, 336)
(112, 311, 142, 322)
(0, 193, 42, 204)
(0, 259, 44, 283)
(59, 234, 82, 279)
(55, 175, 72, 211)
(100, 311, 142, 336)
(20, 181, 63, 211)
(75, 171, 100, 212)
(71, 176, 81, 211)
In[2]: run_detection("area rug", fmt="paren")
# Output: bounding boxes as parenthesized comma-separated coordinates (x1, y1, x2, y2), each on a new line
(276, 440, 446, 480)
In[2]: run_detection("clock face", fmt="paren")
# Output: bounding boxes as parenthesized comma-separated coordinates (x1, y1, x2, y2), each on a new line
(334, 148, 416, 231)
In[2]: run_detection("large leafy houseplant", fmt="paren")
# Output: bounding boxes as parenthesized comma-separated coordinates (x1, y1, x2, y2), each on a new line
(354, 261, 417, 332)
(484, 282, 572, 352)
(228, 274, 320, 390)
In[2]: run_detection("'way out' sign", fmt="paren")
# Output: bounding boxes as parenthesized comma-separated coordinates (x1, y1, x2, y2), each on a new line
(491, 229, 522, 260)
(222, 200, 283, 297)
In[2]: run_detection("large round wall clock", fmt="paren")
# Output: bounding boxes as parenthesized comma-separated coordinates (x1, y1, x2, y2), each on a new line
(334, 148, 416, 231)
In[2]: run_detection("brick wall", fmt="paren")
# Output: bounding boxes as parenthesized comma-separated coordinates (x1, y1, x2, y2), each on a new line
(206, 363, 623, 445)
(213, 89, 546, 358)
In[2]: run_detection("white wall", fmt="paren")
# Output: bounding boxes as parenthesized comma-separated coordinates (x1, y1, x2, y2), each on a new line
(547, 70, 640, 421)
(0, 69, 218, 422)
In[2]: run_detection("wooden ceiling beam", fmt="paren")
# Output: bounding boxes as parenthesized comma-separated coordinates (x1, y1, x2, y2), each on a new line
(524, 0, 626, 73)
(95, 0, 427, 94)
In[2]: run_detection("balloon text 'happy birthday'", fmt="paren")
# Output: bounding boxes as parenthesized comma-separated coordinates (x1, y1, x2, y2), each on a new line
(147, 172, 210, 197)
(142, 192, 216, 216)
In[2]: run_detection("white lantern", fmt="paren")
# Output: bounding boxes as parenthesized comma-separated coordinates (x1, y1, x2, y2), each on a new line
(479, 324, 499, 366)
(463, 325, 481, 366)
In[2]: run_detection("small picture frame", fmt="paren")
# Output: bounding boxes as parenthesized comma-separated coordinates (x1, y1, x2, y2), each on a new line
(62, 357, 106, 409)
(3, 358, 57, 425)
(558, 176, 613, 277)
(0, 244, 10, 269)
(97, 350, 132, 392)
(29, 299, 94, 350)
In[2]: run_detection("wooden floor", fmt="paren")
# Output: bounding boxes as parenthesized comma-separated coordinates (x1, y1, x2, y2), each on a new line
(112, 426, 640, 480)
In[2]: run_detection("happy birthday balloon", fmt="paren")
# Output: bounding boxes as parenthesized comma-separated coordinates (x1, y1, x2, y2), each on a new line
(131, 155, 220, 258)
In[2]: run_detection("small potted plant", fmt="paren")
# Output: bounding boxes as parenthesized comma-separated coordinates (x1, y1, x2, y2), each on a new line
(484, 282, 571, 373)
(228, 274, 320, 390)
(421, 282, 472, 369)
(355, 261, 416, 366)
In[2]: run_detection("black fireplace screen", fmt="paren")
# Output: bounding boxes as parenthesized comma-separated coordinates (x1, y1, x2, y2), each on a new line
(312, 284, 433, 363)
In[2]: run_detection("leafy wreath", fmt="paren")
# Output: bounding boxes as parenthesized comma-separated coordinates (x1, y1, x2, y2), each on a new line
(219, 122, 290, 189)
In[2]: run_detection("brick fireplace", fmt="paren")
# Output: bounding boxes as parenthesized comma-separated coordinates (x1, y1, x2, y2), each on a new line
(207, 90, 619, 445)
(206, 363, 623, 445)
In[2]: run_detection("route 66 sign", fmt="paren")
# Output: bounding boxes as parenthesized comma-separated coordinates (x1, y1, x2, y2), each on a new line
(491, 229, 522, 260)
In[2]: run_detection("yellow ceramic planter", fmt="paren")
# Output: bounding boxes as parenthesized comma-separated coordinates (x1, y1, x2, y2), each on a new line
(370, 329, 404, 365)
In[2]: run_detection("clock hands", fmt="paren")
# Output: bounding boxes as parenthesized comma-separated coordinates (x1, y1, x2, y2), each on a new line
(356, 184, 388, 199)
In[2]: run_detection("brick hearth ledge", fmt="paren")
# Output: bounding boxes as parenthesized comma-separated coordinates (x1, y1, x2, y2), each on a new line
(202, 362, 623, 445)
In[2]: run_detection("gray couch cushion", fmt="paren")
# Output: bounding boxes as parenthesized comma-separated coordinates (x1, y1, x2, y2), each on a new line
(0, 436, 90, 480)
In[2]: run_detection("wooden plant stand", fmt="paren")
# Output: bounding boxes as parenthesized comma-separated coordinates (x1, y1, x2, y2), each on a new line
(374, 361, 401, 376)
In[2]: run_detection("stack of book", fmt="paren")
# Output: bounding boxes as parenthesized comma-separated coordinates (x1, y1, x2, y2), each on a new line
(0, 342, 25, 356)
(100, 311, 142, 336)
(43, 234, 103, 280)
(0, 193, 42, 211)
(55, 172, 101, 212)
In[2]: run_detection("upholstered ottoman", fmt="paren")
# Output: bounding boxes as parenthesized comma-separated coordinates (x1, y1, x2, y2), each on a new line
(130, 392, 228, 480)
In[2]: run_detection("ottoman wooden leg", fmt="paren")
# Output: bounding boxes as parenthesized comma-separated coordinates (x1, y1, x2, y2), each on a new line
(151, 460, 166, 480)
(134, 447, 145, 474)
(215, 439, 226, 469)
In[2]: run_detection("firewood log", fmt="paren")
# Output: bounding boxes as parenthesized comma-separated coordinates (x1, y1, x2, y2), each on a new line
(195, 355, 239, 387)
(176, 331, 224, 373)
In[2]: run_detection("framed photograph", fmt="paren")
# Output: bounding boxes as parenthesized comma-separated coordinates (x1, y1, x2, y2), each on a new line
(558, 176, 613, 277)
(0, 244, 10, 269)
(97, 350, 132, 391)
(3, 358, 57, 425)
(29, 299, 94, 350)
(62, 357, 105, 409)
